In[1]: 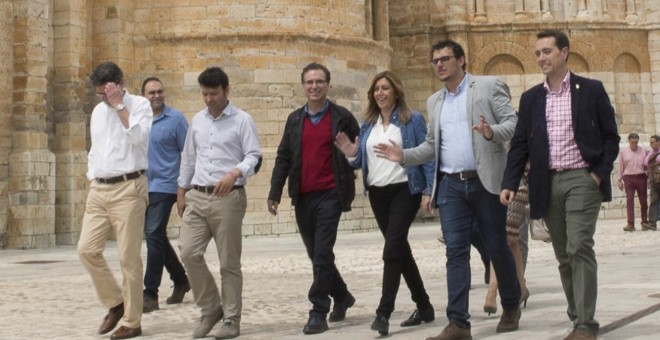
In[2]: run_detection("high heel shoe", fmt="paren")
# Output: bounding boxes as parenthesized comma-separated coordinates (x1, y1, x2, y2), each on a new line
(483, 304, 497, 316)
(520, 288, 530, 308)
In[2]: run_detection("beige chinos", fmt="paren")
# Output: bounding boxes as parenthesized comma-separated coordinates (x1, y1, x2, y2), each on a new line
(179, 187, 247, 322)
(77, 176, 148, 329)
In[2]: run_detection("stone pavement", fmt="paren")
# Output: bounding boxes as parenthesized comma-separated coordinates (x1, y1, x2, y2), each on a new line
(1, 217, 659, 339)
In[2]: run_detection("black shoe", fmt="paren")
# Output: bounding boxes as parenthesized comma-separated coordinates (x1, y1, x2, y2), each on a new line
(400, 305, 435, 327)
(328, 292, 355, 322)
(143, 295, 159, 313)
(303, 316, 329, 334)
(370, 314, 389, 335)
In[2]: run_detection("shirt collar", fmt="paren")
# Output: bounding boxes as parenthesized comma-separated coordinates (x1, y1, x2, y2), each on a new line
(445, 73, 470, 96)
(543, 71, 571, 94)
(204, 101, 234, 120)
(304, 100, 329, 116)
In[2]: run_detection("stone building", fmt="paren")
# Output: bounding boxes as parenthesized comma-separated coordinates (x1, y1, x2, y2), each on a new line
(0, 0, 655, 249)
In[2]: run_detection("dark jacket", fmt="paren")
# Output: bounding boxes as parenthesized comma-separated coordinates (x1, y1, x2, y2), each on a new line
(268, 101, 360, 211)
(502, 72, 620, 219)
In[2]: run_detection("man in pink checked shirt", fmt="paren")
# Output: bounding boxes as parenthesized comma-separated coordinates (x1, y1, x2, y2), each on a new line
(617, 132, 651, 232)
(642, 134, 660, 231)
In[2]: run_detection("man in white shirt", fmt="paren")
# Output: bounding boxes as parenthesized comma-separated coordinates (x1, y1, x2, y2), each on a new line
(77, 61, 152, 340)
(177, 66, 261, 339)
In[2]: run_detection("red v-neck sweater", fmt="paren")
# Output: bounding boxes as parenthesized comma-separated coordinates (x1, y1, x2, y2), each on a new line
(300, 111, 336, 193)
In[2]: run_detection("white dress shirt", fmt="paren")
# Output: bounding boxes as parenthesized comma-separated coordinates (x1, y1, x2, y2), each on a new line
(87, 90, 152, 180)
(365, 116, 407, 187)
(177, 102, 261, 188)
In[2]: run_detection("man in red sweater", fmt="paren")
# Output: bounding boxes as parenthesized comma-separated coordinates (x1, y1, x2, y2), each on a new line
(268, 62, 360, 335)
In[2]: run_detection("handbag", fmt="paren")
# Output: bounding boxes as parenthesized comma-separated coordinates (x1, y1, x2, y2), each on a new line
(526, 204, 551, 242)
(529, 217, 551, 242)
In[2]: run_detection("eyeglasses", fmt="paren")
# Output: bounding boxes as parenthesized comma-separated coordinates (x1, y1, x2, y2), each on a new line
(303, 79, 328, 86)
(430, 55, 455, 66)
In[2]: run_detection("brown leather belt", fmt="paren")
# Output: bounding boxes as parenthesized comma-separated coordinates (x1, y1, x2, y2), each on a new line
(443, 170, 478, 181)
(96, 170, 145, 184)
(192, 184, 244, 194)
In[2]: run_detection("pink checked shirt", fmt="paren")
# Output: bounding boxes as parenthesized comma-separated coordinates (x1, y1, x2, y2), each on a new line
(544, 71, 589, 170)
(617, 146, 648, 180)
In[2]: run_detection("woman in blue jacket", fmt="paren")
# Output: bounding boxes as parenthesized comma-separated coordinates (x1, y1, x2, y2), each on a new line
(335, 71, 435, 336)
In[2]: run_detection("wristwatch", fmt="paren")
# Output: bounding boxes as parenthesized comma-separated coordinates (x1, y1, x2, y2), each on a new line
(113, 103, 126, 112)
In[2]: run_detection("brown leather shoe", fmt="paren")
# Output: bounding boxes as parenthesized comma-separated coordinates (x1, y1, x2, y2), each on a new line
(426, 322, 472, 340)
(564, 327, 596, 340)
(642, 222, 657, 231)
(623, 224, 635, 232)
(110, 326, 142, 340)
(166, 281, 191, 304)
(99, 303, 124, 335)
(496, 307, 521, 333)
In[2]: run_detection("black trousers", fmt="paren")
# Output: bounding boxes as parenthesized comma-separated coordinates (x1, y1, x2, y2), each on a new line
(368, 182, 431, 318)
(295, 188, 349, 317)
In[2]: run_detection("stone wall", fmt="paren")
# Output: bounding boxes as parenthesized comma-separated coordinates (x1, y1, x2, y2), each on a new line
(1, 0, 659, 248)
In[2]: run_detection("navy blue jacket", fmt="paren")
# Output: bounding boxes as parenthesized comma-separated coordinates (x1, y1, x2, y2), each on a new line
(502, 73, 620, 219)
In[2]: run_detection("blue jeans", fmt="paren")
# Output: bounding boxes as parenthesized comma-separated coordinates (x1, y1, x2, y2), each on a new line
(144, 192, 188, 298)
(437, 176, 520, 327)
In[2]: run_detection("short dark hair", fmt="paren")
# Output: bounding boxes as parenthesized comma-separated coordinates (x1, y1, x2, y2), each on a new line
(628, 132, 640, 140)
(90, 61, 123, 86)
(430, 39, 467, 71)
(537, 30, 570, 52)
(141, 76, 162, 95)
(652, 134, 660, 142)
(301, 62, 331, 84)
(198, 67, 229, 89)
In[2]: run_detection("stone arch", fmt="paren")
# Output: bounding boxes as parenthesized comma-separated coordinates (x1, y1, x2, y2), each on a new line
(473, 42, 531, 75)
(614, 53, 643, 133)
(483, 54, 525, 75)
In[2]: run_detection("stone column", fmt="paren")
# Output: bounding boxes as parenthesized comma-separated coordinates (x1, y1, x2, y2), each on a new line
(372, 0, 389, 42)
(626, 0, 639, 24)
(8, 0, 56, 248)
(541, 0, 553, 20)
(0, 0, 13, 247)
(646, 1, 660, 133)
(576, 0, 589, 19)
(474, 0, 487, 23)
(52, 0, 88, 245)
(514, 0, 527, 20)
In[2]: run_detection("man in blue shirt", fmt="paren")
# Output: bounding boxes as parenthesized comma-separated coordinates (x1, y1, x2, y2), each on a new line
(141, 77, 190, 313)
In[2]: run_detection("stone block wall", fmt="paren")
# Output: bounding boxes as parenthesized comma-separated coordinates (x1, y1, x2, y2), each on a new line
(3, 0, 660, 248)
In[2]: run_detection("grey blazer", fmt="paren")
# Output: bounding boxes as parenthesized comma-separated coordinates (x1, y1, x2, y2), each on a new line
(403, 74, 517, 203)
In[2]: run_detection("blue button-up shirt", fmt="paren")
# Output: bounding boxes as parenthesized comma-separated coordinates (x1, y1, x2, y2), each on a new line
(147, 105, 189, 194)
(439, 73, 477, 173)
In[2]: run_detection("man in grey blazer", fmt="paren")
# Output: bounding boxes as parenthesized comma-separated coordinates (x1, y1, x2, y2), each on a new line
(375, 39, 520, 340)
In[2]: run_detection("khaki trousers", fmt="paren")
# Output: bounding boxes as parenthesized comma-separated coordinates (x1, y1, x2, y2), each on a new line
(180, 188, 246, 322)
(544, 169, 601, 331)
(77, 176, 148, 328)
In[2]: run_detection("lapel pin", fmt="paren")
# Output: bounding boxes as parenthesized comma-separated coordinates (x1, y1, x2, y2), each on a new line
(576, 84, 580, 90)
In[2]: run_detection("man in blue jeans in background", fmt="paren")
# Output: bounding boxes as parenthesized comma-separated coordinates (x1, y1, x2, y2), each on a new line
(141, 77, 191, 313)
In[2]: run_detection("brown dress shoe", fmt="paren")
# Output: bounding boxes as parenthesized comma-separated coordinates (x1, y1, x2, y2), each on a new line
(623, 224, 635, 232)
(496, 308, 521, 333)
(99, 303, 124, 335)
(564, 327, 596, 340)
(642, 222, 657, 231)
(426, 322, 472, 340)
(110, 326, 142, 340)
(166, 281, 191, 304)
